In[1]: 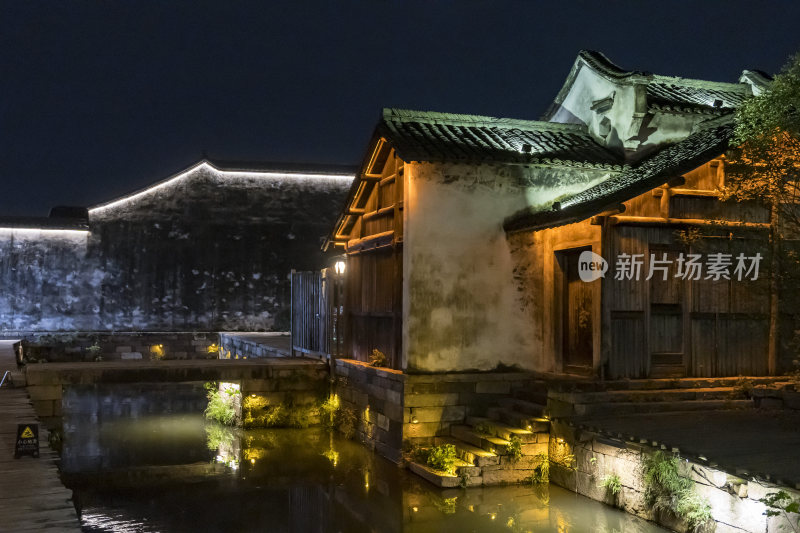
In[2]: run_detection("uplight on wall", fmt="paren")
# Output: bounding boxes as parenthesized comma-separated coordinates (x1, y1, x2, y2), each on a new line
(334, 260, 346, 275)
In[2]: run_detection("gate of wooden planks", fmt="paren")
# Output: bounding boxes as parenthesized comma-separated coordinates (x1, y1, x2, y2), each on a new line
(290, 270, 335, 359)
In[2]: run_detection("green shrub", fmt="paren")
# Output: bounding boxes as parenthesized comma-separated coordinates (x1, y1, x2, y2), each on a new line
(204, 382, 237, 426)
(507, 435, 523, 462)
(427, 444, 457, 475)
(528, 453, 549, 484)
(759, 490, 800, 532)
(335, 407, 357, 439)
(643, 451, 712, 531)
(599, 473, 622, 496)
(320, 393, 340, 426)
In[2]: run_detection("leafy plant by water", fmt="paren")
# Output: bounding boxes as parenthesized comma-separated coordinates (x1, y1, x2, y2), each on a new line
(204, 423, 236, 451)
(507, 435, 523, 462)
(242, 395, 318, 429)
(318, 393, 357, 438)
(528, 453, 549, 484)
(426, 444, 457, 475)
(204, 382, 237, 426)
(599, 473, 622, 496)
(549, 439, 576, 470)
(759, 491, 800, 532)
(86, 341, 102, 360)
(643, 451, 712, 531)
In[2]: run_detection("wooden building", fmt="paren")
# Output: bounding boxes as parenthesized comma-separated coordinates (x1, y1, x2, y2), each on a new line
(325, 51, 782, 379)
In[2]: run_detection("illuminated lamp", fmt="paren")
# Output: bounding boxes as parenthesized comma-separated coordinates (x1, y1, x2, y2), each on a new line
(334, 260, 346, 275)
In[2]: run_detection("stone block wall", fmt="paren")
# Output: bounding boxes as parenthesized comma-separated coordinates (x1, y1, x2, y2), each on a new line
(550, 421, 800, 533)
(219, 332, 290, 359)
(18, 331, 221, 362)
(403, 372, 538, 443)
(333, 359, 539, 463)
(240, 365, 330, 428)
(333, 359, 405, 463)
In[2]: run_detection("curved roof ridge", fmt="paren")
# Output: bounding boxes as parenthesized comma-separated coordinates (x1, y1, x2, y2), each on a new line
(576, 49, 652, 79)
(90, 159, 354, 213)
(383, 108, 587, 132)
(651, 74, 750, 91)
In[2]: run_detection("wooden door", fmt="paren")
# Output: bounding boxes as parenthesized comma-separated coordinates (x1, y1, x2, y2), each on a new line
(562, 249, 593, 372)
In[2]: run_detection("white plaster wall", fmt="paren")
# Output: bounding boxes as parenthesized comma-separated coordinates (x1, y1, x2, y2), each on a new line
(550, 63, 702, 159)
(403, 162, 611, 373)
(550, 65, 639, 150)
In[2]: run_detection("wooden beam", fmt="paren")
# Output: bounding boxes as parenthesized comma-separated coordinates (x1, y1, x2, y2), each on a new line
(362, 204, 396, 221)
(652, 188, 719, 198)
(345, 230, 395, 254)
(595, 215, 769, 229)
(347, 208, 366, 215)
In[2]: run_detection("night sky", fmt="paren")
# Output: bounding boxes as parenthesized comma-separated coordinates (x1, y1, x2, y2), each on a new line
(2, 1, 800, 216)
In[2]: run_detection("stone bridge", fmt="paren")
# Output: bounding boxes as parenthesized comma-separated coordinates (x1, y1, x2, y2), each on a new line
(24, 358, 329, 424)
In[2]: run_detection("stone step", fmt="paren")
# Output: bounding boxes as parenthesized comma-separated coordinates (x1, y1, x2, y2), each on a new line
(573, 398, 754, 417)
(450, 424, 511, 455)
(434, 436, 499, 467)
(498, 397, 547, 417)
(466, 416, 537, 443)
(406, 460, 461, 488)
(486, 407, 550, 433)
(551, 386, 742, 405)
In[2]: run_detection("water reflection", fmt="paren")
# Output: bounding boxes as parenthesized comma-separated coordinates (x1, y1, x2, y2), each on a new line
(61, 384, 665, 533)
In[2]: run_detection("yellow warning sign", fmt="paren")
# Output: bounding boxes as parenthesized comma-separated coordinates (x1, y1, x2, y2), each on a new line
(20, 426, 34, 439)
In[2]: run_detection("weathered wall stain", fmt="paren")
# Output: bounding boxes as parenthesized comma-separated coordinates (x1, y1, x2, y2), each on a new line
(0, 164, 352, 332)
(404, 162, 610, 373)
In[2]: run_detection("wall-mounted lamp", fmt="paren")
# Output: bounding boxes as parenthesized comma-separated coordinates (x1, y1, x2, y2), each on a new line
(410, 407, 419, 424)
(334, 260, 346, 275)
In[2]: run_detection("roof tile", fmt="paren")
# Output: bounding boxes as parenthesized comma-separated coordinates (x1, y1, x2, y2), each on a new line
(378, 109, 623, 168)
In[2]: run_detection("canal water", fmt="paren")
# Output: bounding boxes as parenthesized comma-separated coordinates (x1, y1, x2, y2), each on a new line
(58, 383, 666, 533)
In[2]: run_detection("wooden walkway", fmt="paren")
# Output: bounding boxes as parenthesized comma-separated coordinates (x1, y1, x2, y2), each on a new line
(0, 375, 80, 530)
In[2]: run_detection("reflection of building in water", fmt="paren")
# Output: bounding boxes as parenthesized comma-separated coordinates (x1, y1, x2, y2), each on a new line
(60, 382, 209, 473)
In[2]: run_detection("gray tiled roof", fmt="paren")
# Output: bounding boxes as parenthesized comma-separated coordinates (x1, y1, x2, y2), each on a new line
(503, 116, 735, 233)
(566, 50, 758, 116)
(378, 108, 622, 168)
(647, 78, 750, 113)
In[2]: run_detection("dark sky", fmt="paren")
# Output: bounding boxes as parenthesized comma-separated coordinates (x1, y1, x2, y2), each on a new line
(2, 1, 799, 216)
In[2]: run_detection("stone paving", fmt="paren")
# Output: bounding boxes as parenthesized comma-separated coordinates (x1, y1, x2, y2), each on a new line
(576, 408, 800, 487)
(0, 342, 81, 531)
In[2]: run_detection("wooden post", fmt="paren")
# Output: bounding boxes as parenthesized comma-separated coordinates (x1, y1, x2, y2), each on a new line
(768, 202, 780, 375)
(289, 270, 295, 358)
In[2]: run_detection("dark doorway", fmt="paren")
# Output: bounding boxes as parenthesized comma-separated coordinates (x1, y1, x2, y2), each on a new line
(560, 248, 594, 373)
